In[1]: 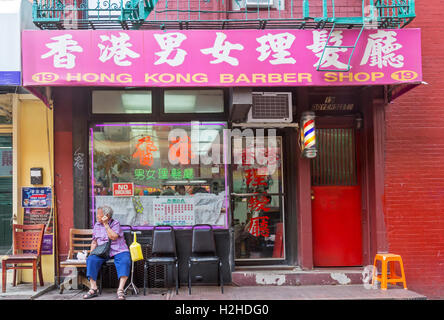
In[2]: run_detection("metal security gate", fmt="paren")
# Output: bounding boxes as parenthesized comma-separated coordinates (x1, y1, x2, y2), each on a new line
(0, 134, 12, 255)
(311, 128, 363, 267)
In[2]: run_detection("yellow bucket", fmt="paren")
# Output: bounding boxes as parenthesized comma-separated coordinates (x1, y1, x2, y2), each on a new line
(129, 232, 144, 262)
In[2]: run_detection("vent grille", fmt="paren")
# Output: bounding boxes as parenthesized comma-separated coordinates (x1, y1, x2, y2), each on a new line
(245, 0, 274, 7)
(251, 93, 290, 119)
(311, 128, 357, 186)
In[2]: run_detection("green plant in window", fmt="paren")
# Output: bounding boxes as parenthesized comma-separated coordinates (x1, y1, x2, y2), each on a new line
(94, 151, 131, 188)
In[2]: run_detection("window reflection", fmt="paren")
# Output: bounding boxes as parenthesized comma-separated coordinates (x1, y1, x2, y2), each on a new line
(164, 90, 224, 113)
(92, 90, 152, 114)
(232, 137, 285, 260)
(90, 122, 228, 227)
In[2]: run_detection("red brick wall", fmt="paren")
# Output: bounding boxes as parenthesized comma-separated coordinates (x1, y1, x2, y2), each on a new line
(145, 0, 364, 21)
(384, 1, 444, 298)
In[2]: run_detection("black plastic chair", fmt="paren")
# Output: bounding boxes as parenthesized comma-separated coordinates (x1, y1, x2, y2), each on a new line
(188, 224, 223, 294)
(144, 225, 179, 295)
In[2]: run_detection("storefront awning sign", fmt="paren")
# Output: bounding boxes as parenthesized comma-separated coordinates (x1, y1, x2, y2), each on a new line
(22, 29, 422, 87)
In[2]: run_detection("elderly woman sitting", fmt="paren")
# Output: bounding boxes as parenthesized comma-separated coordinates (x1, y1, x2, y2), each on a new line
(83, 206, 131, 300)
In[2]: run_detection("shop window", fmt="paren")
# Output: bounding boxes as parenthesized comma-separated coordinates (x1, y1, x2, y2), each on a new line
(92, 90, 152, 114)
(0, 134, 12, 254)
(0, 95, 12, 124)
(164, 90, 224, 113)
(90, 122, 228, 228)
(232, 136, 286, 261)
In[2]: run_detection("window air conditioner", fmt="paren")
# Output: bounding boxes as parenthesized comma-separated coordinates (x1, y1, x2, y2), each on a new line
(245, 0, 274, 7)
(247, 92, 293, 123)
(103, 125, 131, 141)
(233, 0, 284, 10)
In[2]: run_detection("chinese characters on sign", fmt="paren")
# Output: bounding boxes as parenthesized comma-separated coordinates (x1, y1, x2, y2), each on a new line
(41, 34, 83, 69)
(98, 32, 140, 66)
(24, 29, 421, 87)
(134, 168, 194, 180)
(154, 32, 187, 66)
(307, 30, 349, 70)
(153, 197, 195, 226)
(256, 32, 297, 65)
(360, 30, 404, 69)
(243, 148, 271, 236)
(132, 136, 157, 166)
(248, 216, 270, 237)
(22, 187, 52, 208)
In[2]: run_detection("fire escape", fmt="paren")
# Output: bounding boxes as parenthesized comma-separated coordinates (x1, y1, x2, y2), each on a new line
(32, 0, 415, 72)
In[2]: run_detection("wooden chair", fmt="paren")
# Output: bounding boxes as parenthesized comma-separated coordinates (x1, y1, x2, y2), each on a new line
(59, 228, 93, 294)
(1, 224, 45, 292)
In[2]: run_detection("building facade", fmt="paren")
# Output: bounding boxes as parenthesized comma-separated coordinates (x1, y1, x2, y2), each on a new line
(0, 0, 55, 286)
(383, 0, 444, 298)
(18, 0, 443, 298)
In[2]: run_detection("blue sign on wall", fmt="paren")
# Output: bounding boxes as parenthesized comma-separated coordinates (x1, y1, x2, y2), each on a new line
(22, 187, 52, 208)
(0, 71, 20, 85)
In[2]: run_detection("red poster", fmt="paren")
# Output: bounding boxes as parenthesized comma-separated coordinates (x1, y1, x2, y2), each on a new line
(112, 183, 134, 197)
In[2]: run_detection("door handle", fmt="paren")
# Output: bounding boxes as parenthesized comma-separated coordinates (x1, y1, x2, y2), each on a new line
(311, 190, 315, 200)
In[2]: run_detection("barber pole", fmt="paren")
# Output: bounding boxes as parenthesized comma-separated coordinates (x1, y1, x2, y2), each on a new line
(300, 111, 317, 158)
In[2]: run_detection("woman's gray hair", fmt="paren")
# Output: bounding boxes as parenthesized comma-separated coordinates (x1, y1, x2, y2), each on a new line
(98, 206, 113, 218)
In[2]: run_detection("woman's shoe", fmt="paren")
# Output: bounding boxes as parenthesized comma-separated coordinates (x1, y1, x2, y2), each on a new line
(117, 289, 126, 300)
(83, 288, 99, 299)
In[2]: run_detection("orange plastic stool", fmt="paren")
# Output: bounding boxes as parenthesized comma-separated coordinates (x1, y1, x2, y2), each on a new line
(371, 253, 407, 290)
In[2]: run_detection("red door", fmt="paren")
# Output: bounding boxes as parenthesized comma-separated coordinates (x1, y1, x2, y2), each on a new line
(311, 128, 362, 267)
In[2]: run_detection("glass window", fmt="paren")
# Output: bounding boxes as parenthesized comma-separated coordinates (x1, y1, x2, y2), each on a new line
(164, 90, 224, 113)
(92, 90, 152, 114)
(232, 136, 285, 260)
(0, 134, 12, 254)
(90, 122, 228, 228)
(0, 95, 12, 124)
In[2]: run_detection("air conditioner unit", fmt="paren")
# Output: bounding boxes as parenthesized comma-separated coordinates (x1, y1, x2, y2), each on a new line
(104, 125, 131, 141)
(247, 92, 293, 123)
(233, 0, 284, 10)
(245, 0, 274, 7)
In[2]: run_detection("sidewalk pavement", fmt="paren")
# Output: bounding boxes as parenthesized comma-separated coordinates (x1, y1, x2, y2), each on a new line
(28, 284, 427, 300)
(0, 265, 429, 300)
(0, 269, 55, 300)
(0, 266, 429, 300)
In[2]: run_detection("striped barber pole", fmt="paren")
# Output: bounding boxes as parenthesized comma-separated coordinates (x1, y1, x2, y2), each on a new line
(301, 111, 317, 158)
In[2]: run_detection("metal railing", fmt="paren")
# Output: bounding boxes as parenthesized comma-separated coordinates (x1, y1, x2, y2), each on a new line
(32, 0, 415, 30)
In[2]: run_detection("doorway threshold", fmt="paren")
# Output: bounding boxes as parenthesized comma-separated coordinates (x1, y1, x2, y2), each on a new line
(235, 265, 298, 272)
(232, 266, 365, 286)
